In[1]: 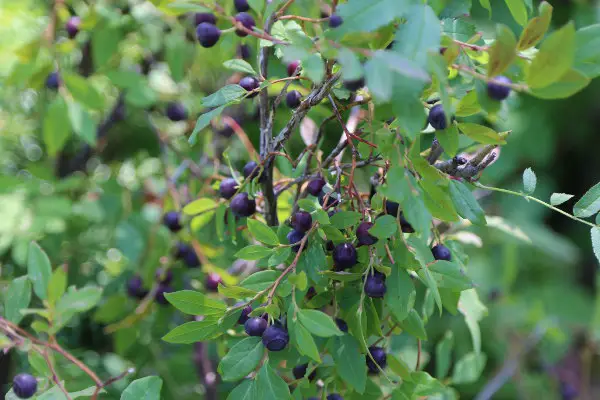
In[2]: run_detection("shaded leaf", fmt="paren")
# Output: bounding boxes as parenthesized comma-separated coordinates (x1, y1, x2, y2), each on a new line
(527, 22, 576, 89)
(164, 290, 227, 316)
(121, 376, 163, 400)
(219, 337, 264, 381)
(574, 181, 600, 218)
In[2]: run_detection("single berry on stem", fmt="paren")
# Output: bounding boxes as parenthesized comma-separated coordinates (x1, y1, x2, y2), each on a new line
(356, 221, 378, 246)
(306, 177, 326, 196)
(287, 60, 300, 76)
(234, 0, 250, 12)
(243, 160, 260, 179)
(291, 211, 312, 233)
(335, 318, 348, 332)
(127, 275, 148, 299)
(66, 16, 81, 39)
(237, 304, 252, 324)
(155, 268, 173, 284)
(343, 77, 365, 92)
(366, 346, 387, 373)
(205, 272, 222, 292)
(487, 76, 512, 101)
(292, 364, 316, 380)
(166, 102, 188, 121)
(327, 394, 343, 400)
(239, 76, 260, 97)
(329, 15, 343, 28)
(12, 373, 38, 399)
(286, 90, 302, 108)
(364, 271, 386, 298)
(155, 284, 173, 305)
(428, 104, 447, 130)
(400, 213, 415, 233)
(384, 200, 399, 217)
(220, 178, 238, 199)
(235, 13, 256, 37)
(318, 192, 339, 209)
(238, 44, 251, 60)
(287, 229, 305, 253)
(46, 72, 61, 90)
(163, 211, 182, 232)
(196, 23, 221, 48)
(262, 323, 289, 351)
(245, 317, 267, 336)
(230, 192, 256, 217)
(195, 12, 216, 25)
(332, 243, 357, 270)
(431, 244, 452, 261)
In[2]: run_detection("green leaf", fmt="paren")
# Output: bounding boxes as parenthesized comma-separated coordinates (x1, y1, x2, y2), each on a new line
(255, 362, 291, 400)
(435, 125, 459, 157)
(393, 4, 440, 68)
(218, 285, 257, 300)
(455, 91, 481, 117)
(164, 2, 211, 13)
(527, 22, 576, 89)
(268, 246, 291, 266)
(522, 167, 537, 194)
(293, 322, 321, 362)
(28, 350, 51, 377)
(385, 266, 416, 323)
(92, 24, 121, 70)
(487, 25, 517, 77)
(320, 271, 364, 282)
(190, 106, 225, 145)
(420, 180, 460, 223)
(54, 286, 103, 331)
(457, 123, 506, 144)
(227, 380, 256, 400)
(43, 96, 71, 156)
(298, 309, 344, 337)
(458, 289, 488, 353)
(223, 59, 257, 75)
(337, 47, 363, 80)
(334, 0, 409, 36)
(574, 181, 600, 218)
(47, 267, 67, 306)
(219, 337, 265, 381)
(4, 276, 31, 324)
(517, 2, 553, 50)
(429, 261, 473, 290)
(164, 290, 227, 316)
(202, 85, 247, 108)
(504, 0, 528, 26)
(248, 0, 264, 13)
(329, 335, 367, 393)
(398, 309, 427, 340)
(67, 100, 97, 145)
(388, 354, 413, 382)
(436, 331, 454, 379)
(236, 245, 274, 261)
(63, 73, 104, 110)
(330, 211, 362, 229)
(449, 181, 487, 226)
(573, 24, 600, 78)
(183, 198, 217, 215)
(302, 54, 325, 83)
(240, 270, 279, 291)
(121, 376, 163, 400)
(479, 0, 492, 16)
(365, 54, 394, 101)
(550, 193, 574, 206)
(165, 33, 188, 82)
(369, 215, 398, 239)
(162, 318, 222, 343)
(451, 352, 487, 384)
(529, 69, 590, 99)
(27, 242, 52, 300)
(247, 219, 279, 246)
(591, 227, 600, 265)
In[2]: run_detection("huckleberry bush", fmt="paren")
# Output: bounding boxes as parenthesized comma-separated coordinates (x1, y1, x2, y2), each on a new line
(1, 0, 600, 399)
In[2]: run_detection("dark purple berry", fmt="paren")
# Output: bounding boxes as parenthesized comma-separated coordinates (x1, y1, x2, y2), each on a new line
(166, 102, 188, 121)
(364, 271, 386, 298)
(163, 211, 182, 232)
(560, 381, 578, 400)
(487, 76, 512, 101)
(292, 364, 316, 380)
(366, 346, 387, 373)
(237, 304, 252, 324)
(332, 243, 357, 270)
(127, 275, 148, 299)
(243, 160, 260, 179)
(328, 15, 343, 28)
(384, 200, 399, 217)
(306, 177, 326, 196)
(400, 213, 414, 233)
(327, 394, 343, 400)
(66, 16, 81, 39)
(262, 323, 289, 351)
(318, 192, 339, 209)
(238, 44, 251, 60)
(335, 318, 348, 332)
(306, 286, 317, 299)
(46, 72, 60, 90)
(12, 373, 37, 399)
(155, 284, 173, 305)
(220, 178, 239, 199)
(431, 244, 451, 261)
(205, 272, 222, 292)
(291, 211, 312, 233)
(230, 192, 256, 217)
(235, 12, 255, 37)
(287, 60, 300, 76)
(175, 243, 200, 268)
(286, 90, 302, 108)
(245, 317, 267, 336)
(195, 12, 216, 25)
(155, 268, 173, 284)
(196, 23, 221, 48)
(356, 221, 377, 246)
(141, 54, 154, 75)
(287, 229, 305, 253)
(239, 76, 260, 97)
(343, 77, 365, 92)
(428, 104, 447, 130)
(234, 0, 250, 12)
(326, 240, 335, 252)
